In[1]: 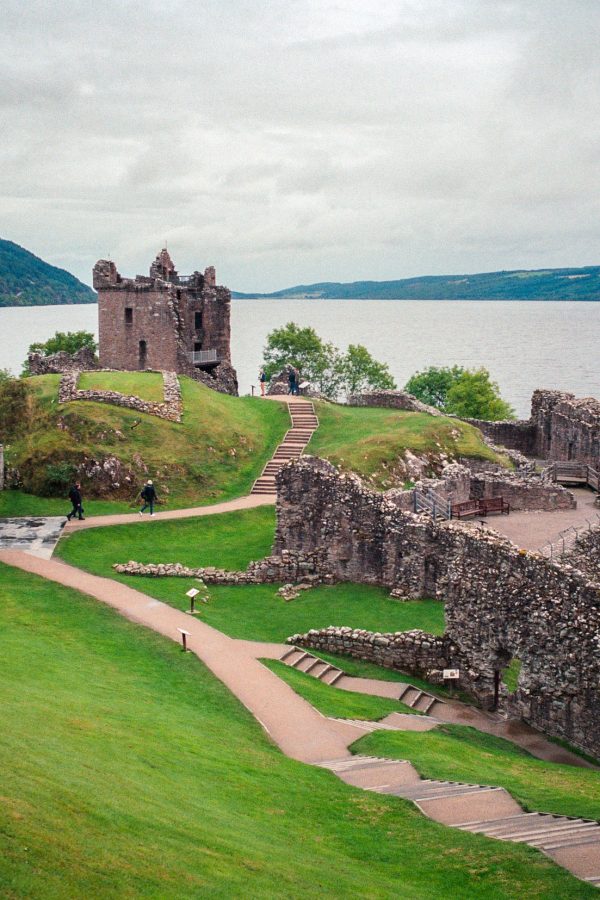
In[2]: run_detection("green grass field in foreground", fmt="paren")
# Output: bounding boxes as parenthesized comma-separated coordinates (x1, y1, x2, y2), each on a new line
(309, 402, 506, 489)
(355, 725, 600, 822)
(78, 369, 166, 401)
(0, 561, 591, 898)
(263, 659, 420, 719)
(55, 508, 446, 641)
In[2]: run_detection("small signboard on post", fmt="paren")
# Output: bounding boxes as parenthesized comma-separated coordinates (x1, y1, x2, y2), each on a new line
(443, 669, 460, 680)
(186, 587, 200, 614)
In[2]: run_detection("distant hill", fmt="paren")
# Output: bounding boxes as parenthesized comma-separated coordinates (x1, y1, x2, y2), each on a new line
(0, 239, 96, 307)
(232, 266, 600, 301)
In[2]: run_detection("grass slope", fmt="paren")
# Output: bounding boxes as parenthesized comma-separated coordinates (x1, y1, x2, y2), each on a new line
(55, 507, 446, 641)
(263, 659, 420, 719)
(78, 370, 166, 401)
(1, 375, 289, 515)
(310, 403, 504, 489)
(0, 562, 591, 898)
(355, 725, 600, 823)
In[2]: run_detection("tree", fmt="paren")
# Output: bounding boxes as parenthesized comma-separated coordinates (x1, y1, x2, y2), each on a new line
(446, 368, 515, 421)
(262, 324, 395, 400)
(27, 330, 97, 358)
(404, 365, 465, 410)
(341, 344, 396, 395)
(262, 323, 343, 398)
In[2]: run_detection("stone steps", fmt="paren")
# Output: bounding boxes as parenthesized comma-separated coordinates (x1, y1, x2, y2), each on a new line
(251, 401, 319, 496)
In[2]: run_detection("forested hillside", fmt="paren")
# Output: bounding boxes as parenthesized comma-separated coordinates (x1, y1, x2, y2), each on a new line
(233, 267, 600, 301)
(0, 238, 96, 306)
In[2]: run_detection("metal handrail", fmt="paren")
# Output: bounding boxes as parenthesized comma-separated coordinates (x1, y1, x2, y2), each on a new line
(189, 349, 218, 364)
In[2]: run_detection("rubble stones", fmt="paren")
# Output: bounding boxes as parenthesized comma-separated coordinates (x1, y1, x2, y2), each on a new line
(28, 347, 99, 375)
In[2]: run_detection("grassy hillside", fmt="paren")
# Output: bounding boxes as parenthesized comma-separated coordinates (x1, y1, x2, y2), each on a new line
(0, 238, 96, 306)
(55, 507, 447, 640)
(0, 561, 591, 898)
(0, 374, 289, 515)
(233, 266, 600, 301)
(309, 402, 505, 489)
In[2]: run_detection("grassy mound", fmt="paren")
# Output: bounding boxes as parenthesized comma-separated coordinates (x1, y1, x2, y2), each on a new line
(55, 507, 446, 641)
(355, 724, 600, 822)
(0, 562, 591, 897)
(310, 402, 506, 489)
(78, 370, 166, 401)
(1, 374, 288, 515)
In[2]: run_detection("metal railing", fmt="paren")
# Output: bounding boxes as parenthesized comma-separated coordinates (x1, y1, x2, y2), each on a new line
(189, 349, 218, 365)
(413, 487, 452, 520)
(538, 513, 600, 560)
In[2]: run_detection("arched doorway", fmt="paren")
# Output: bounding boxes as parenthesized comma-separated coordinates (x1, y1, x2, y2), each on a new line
(139, 340, 147, 370)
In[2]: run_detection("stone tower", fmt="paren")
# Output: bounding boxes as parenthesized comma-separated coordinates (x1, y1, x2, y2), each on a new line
(93, 249, 237, 394)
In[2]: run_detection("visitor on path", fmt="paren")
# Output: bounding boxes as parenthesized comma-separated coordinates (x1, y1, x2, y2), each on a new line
(288, 366, 297, 395)
(259, 367, 267, 396)
(67, 482, 84, 521)
(139, 480, 158, 516)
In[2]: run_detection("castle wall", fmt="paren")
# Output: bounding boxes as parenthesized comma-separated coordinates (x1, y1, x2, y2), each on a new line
(274, 458, 600, 758)
(98, 284, 179, 372)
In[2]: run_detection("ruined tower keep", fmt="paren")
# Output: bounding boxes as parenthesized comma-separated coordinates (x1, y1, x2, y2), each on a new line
(93, 249, 238, 395)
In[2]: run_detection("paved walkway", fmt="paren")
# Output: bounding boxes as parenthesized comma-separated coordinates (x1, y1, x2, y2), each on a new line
(1, 547, 598, 886)
(484, 487, 600, 550)
(0, 516, 66, 558)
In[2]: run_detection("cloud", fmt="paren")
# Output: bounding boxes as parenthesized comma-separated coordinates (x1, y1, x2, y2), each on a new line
(0, 0, 599, 290)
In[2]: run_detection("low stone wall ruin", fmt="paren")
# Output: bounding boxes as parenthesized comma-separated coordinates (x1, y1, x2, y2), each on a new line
(59, 371, 182, 422)
(347, 390, 441, 416)
(274, 457, 600, 758)
(27, 347, 99, 375)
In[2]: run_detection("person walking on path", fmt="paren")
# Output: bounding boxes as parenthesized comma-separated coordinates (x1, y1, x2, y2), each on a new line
(139, 480, 158, 516)
(67, 482, 84, 521)
(259, 367, 267, 397)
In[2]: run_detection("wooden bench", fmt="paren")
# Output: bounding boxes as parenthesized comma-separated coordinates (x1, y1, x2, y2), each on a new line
(451, 500, 482, 519)
(451, 497, 510, 519)
(481, 497, 510, 516)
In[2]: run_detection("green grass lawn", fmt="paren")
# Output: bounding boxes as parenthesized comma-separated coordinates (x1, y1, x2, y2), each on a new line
(78, 369, 166, 401)
(4, 375, 289, 514)
(309, 402, 506, 489)
(355, 724, 600, 822)
(263, 659, 420, 719)
(0, 561, 592, 898)
(55, 507, 446, 642)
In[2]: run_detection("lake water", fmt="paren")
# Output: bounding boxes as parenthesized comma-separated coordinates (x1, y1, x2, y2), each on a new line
(0, 300, 598, 418)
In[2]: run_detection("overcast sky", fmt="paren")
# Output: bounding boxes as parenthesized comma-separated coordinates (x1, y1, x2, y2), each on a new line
(1, 0, 599, 291)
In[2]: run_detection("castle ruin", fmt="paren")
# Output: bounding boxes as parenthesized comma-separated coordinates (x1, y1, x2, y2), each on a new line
(93, 249, 237, 395)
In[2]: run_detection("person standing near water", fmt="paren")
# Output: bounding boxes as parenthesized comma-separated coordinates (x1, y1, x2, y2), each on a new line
(139, 480, 157, 516)
(288, 366, 297, 395)
(259, 367, 267, 396)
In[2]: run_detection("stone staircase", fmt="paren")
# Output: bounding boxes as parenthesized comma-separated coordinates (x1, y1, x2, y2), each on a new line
(279, 646, 443, 715)
(251, 399, 319, 496)
(318, 755, 600, 886)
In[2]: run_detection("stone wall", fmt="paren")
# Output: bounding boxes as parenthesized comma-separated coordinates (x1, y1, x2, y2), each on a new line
(469, 471, 575, 511)
(460, 417, 538, 455)
(0, 444, 4, 491)
(27, 347, 99, 375)
(562, 526, 600, 582)
(274, 457, 600, 758)
(59, 371, 183, 422)
(531, 389, 600, 465)
(348, 389, 441, 416)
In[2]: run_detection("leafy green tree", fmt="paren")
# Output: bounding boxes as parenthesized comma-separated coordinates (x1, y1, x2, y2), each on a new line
(342, 344, 396, 395)
(446, 368, 515, 421)
(404, 365, 465, 409)
(263, 324, 395, 400)
(262, 323, 343, 398)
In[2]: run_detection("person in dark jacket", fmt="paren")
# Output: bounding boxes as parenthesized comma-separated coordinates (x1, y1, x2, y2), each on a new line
(67, 482, 84, 520)
(139, 479, 158, 516)
(288, 367, 297, 395)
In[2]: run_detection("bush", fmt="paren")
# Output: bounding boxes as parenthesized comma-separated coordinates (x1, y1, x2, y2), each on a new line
(405, 365, 514, 421)
(22, 330, 97, 374)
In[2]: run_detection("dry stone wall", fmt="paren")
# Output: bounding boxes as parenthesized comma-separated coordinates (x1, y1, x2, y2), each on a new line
(28, 347, 99, 375)
(59, 371, 182, 422)
(274, 457, 600, 758)
(348, 390, 442, 416)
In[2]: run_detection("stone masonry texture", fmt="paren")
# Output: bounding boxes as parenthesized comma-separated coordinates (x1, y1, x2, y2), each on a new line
(274, 457, 600, 759)
(93, 249, 238, 395)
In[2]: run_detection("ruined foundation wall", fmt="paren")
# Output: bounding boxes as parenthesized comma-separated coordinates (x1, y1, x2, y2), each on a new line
(274, 457, 600, 758)
(460, 418, 538, 455)
(532, 389, 600, 465)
